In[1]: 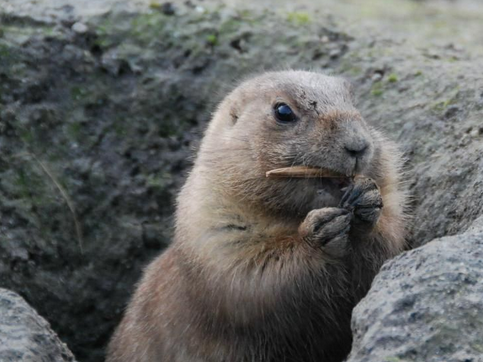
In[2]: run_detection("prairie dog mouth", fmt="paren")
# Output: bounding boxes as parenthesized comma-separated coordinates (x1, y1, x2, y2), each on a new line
(266, 166, 351, 179)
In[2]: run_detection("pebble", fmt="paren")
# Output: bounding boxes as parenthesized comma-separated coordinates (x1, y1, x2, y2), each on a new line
(71, 22, 88, 34)
(470, 128, 481, 138)
(371, 73, 383, 82)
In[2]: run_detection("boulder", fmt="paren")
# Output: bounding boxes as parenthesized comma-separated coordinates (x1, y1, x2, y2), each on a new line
(0, 288, 76, 362)
(348, 216, 483, 362)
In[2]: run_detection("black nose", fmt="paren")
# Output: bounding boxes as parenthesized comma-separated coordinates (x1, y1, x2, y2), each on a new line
(344, 141, 369, 158)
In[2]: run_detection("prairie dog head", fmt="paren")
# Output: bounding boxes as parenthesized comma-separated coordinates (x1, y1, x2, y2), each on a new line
(197, 71, 384, 217)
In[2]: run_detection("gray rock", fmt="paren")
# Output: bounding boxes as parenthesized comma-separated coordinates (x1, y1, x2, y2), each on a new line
(348, 216, 483, 362)
(0, 289, 76, 362)
(71, 22, 88, 34)
(1, 0, 483, 361)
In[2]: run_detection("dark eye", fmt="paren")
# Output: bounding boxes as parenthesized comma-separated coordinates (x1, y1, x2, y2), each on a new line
(274, 103, 297, 123)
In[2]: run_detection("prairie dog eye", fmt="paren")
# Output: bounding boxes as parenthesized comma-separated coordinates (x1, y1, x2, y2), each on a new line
(274, 103, 297, 123)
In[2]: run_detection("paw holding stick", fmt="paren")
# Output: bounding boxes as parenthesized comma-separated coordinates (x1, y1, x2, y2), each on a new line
(266, 167, 383, 245)
(339, 175, 383, 231)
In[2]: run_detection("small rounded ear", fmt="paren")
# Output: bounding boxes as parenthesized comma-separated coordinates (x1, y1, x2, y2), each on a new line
(216, 92, 240, 126)
(341, 78, 355, 100)
(226, 92, 242, 125)
(230, 104, 239, 124)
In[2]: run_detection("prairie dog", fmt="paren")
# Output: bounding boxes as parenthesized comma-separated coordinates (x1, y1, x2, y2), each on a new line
(107, 71, 407, 362)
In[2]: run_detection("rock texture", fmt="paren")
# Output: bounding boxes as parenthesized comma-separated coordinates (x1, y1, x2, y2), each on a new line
(1, 0, 483, 361)
(0, 288, 76, 362)
(348, 216, 483, 362)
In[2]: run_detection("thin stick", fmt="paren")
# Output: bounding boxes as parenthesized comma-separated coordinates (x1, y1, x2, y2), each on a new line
(266, 166, 347, 179)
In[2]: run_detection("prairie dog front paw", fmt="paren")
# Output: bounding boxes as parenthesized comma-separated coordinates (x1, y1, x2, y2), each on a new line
(340, 176, 383, 231)
(299, 207, 352, 246)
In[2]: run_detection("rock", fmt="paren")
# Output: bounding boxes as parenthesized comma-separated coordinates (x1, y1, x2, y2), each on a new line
(1, 0, 483, 361)
(348, 216, 483, 362)
(0, 288, 76, 362)
(71, 22, 88, 34)
(469, 127, 482, 138)
(371, 73, 383, 82)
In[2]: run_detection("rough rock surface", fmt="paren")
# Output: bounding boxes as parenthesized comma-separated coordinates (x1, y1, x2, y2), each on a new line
(348, 216, 483, 362)
(0, 288, 76, 362)
(1, 0, 483, 361)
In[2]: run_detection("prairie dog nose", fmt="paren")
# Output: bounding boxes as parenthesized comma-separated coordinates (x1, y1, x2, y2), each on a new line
(340, 117, 371, 158)
(344, 139, 369, 158)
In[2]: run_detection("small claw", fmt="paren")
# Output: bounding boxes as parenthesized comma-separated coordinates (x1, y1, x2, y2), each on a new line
(347, 188, 364, 208)
(339, 184, 355, 208)
(339, 177, 379, 210)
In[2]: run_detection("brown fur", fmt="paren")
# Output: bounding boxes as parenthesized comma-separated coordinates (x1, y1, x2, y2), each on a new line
(107, 71, 407, 362)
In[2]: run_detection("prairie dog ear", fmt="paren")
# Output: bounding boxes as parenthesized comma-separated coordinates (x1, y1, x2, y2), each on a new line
(225, 89, 246, 125)
(341, 78, 355, 100)
(215, 92, 240, 126)
(229, 102, 239, 124)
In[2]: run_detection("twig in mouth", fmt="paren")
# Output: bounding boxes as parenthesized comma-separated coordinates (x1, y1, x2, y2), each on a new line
(266, 166, 349, 179)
